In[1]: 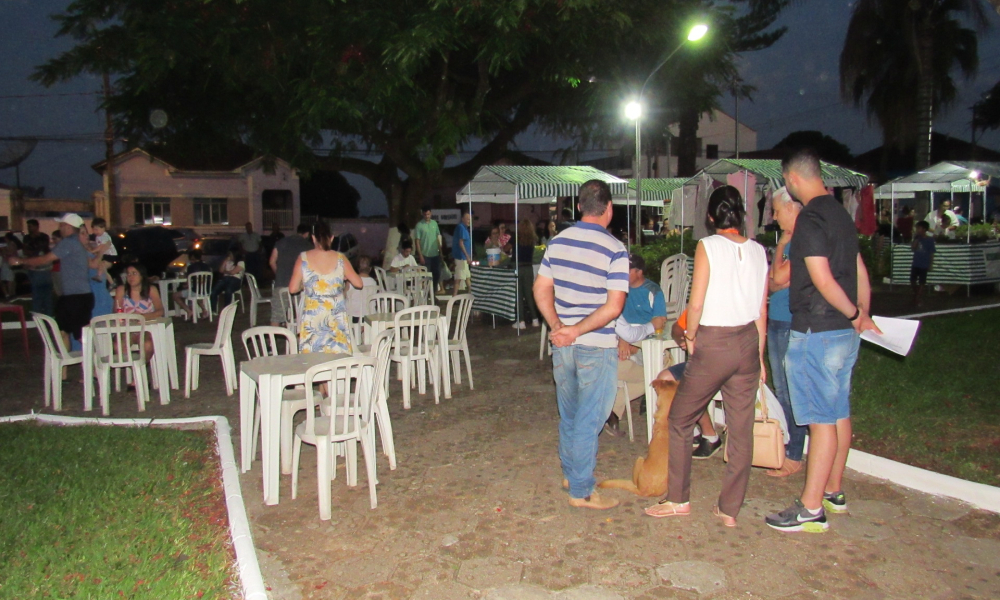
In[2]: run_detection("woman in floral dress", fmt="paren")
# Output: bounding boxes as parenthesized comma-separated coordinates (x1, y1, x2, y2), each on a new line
(288, 221, 364, 354)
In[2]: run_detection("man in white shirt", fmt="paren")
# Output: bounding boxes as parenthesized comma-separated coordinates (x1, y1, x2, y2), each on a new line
(389, 241, 419, 272)
(924, 200, 958, 237)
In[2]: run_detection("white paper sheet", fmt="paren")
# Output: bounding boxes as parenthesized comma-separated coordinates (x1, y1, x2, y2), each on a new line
(860, 316, 921, 356)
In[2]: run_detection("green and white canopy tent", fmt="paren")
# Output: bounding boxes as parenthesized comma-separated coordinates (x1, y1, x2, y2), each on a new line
(455, 165, 629, 329)
(623, 178, 688, 205)
(670, 158, 869, 243)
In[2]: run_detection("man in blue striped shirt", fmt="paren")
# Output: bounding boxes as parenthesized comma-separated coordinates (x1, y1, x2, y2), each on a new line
(534, 180, 629, 510)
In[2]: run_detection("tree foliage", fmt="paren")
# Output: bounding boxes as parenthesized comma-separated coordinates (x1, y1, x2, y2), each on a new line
(772, 130, 853, 166)
(973, 80, 1000, 131)
(839, 0, 988, 160)
(34, 0, 788, 219)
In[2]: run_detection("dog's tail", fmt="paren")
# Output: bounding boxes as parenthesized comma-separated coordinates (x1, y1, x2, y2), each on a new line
(596, 479, 640, 494)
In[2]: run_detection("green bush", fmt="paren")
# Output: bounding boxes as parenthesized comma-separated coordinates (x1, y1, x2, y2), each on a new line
(953, 223, 996, 243)
(634, 230, 696, 283)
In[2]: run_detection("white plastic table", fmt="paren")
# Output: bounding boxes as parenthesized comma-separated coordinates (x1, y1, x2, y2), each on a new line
(157, 278, 187, 317)
(82, 316, 179, 411)
(364, 312, 451, 400)
(239, 352, 350, 505)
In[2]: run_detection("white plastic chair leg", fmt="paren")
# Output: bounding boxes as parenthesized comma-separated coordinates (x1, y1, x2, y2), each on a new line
(401, 360, 411, 409)
(360, 432, 378, 509)
(345, 441, 358, 487)
(317, 441, 332, 520)
(291, 433, 302, 500)
(184, 349, 194, 398)
(375, 402, 396, 470)
(462, 342, 474, 390)
(43, 357, 52, 408)
(280, 402, 296, 475)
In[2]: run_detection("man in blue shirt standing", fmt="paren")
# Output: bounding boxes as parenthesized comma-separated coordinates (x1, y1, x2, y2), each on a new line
(606, 254, 667, 436)
(10, 213, 94, 348)
(534, 180, 629, 510)
(452, 210, 473, 296)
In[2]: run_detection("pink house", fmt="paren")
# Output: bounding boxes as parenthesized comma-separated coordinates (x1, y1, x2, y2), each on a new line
(92, 149, 300, 233)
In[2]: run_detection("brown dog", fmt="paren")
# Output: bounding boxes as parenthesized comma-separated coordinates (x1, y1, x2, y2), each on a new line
(597, 379, 678, 497)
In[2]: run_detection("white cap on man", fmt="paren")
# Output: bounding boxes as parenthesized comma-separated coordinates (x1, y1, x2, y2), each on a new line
(57, 213, 85, 229)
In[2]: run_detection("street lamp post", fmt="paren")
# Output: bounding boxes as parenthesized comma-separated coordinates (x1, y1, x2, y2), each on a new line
(626, 23, 707, 248)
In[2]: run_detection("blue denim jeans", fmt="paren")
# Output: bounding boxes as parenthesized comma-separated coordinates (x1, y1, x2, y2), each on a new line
(28, 269, 54, 316)
(785, 328, 860, 426)
(552, 344, 618, 499)
(424, 255, 441, 288)
(767, 319, 807, 461)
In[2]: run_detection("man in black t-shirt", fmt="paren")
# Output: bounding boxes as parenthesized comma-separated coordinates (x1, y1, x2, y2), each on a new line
(765, 149, 880, 534)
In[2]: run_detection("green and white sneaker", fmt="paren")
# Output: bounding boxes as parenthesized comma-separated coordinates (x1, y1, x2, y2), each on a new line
(822, 491, 848, 514)
(765, 500, 829, 533)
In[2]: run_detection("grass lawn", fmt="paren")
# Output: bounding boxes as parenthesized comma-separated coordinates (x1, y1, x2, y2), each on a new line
(0, 423, 235, 599)
(851, 307, 1000, 487)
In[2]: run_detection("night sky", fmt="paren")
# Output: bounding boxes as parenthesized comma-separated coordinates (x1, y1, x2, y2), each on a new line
(2, 0, 999, 216)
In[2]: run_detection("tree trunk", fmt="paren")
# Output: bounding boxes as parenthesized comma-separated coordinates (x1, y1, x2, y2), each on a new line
(914, 22, 935, 169)
(676, 108, 699, 178)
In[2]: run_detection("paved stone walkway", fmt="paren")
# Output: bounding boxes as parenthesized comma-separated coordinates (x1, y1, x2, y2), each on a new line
(2, 304, 999, 599)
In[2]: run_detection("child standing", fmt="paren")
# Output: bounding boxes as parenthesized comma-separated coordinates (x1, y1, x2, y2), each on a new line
(911, 220, 935, 307)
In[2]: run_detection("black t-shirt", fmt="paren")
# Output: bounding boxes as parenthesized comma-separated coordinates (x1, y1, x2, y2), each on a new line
(789, 195, 859, 333)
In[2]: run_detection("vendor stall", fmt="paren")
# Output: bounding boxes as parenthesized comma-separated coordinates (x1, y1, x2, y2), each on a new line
(456, 166, 629, 326)
(670, 158, 868, 242)
(874, 161, 999, 292)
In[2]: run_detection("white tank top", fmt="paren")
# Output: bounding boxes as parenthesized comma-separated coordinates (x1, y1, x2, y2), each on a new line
(699, 235, 768, 327)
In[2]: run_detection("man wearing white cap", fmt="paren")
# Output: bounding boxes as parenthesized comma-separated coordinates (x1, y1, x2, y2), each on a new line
(9, 214, 95, 346)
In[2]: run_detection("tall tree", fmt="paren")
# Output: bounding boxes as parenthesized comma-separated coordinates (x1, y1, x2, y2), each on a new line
(840, 0, 988, 171)
(34, 0, 788, 220)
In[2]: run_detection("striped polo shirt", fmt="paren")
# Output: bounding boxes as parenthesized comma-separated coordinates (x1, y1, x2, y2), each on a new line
(538, 221, 629, 348)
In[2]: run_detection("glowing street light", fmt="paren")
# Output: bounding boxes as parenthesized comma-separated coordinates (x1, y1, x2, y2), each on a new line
(627, 23, 708, 247)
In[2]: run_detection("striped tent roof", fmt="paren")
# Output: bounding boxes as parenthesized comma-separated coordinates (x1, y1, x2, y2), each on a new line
(628, 178, 689, 202)
(455, 165, 629, 204)
(874, 161, 1000, 198)
(700, 158, 869, 189)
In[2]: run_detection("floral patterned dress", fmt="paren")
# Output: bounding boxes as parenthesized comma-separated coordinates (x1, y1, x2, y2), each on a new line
(298, 251, 353, 355)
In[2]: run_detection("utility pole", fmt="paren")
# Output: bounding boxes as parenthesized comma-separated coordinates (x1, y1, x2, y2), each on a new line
(102, 72, 119, 227)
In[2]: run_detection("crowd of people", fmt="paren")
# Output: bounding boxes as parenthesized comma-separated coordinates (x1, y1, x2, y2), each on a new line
(534, 148, 881, 533)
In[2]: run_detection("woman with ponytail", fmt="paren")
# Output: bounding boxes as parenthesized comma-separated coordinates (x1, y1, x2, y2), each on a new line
(288, 221, 364, 354)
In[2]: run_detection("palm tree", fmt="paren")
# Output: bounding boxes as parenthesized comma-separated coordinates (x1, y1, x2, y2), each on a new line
(840, 0, 988, 171)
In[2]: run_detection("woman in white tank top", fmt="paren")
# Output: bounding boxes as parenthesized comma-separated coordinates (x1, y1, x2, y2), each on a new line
(645, 185, 769, 527)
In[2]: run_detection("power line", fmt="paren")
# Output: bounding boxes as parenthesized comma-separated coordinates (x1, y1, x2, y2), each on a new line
(0, 91, 102, 100)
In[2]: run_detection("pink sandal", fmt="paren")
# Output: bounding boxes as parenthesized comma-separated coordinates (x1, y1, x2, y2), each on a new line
(645, 500, 691, 518)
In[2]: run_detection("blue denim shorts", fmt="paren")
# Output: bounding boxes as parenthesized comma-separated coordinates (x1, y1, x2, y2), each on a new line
(785, 328, 860, 426)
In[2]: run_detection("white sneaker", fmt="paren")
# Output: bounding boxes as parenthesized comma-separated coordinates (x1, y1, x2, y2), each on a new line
(512, 321, 526, 330)
(531, 319, 540, 327)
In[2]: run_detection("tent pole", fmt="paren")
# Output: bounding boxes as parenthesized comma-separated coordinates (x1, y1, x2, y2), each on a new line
(515, 188, 521, 334)
(742, 170, 749, 238)
(890, 184, 895, 292)
(889, 191, 895, 292)
(680, 186, 685, 256)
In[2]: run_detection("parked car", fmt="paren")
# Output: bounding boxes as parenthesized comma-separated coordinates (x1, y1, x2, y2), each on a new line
(331, 233, 358, 260)
(112, 226, 180, 277)
(166, 227, 200, 253)
(170, 235, 233, 274)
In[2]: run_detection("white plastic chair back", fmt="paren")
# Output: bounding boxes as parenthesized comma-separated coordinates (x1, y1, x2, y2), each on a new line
(211, 301, 240, 349)
(91, 314, 146, 367)
(33, 312, 72, 362)
(444, 294, 473, 344)
(367, 292, 409, 316)
(304, 357, 376, 442)
(400, 271, 433, 306)
(279, 288, 303, 334)
(245, 273, 270, 326)
(659, 253, 690, 321)
(373, 266, 388, 292)
(242, 326, 298, 360)
(188, 272, 212, 299)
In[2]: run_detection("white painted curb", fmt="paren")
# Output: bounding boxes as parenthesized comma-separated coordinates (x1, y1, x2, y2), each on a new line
(0, 412, 268, 600)
(846, 448, 1000, 514)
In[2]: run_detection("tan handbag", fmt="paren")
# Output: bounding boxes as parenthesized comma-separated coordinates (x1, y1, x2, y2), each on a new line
(724, 382, 785, 469)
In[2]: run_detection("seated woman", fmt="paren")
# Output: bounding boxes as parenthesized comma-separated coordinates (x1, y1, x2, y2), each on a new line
(114, 263, 165, 359)
(210, 250, 245, 313)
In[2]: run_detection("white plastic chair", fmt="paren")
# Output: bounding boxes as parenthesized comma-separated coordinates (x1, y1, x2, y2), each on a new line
(231, 271, 247, 314)
(660, 254, 690, 321)
(615, 380, 636, 443)
(279, 288, 303, 336)
(400, 271, 434, 306)
(443, 294, 474, 390)
(539, 322, 552, 360)
(373, 266, 389, 292)
(291, 355, 382, 518)
(389, 305, 441, 409)
(245, 273, 271, 327)
(241, 325, 305, 474)
(90, 314, 152, 416)
(366, 292, 409, 316)
(367, 329, 398, 470)
(184, 302, 239, 397)
(32, 312, 83, 411)
(186, 272, 213, 324)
